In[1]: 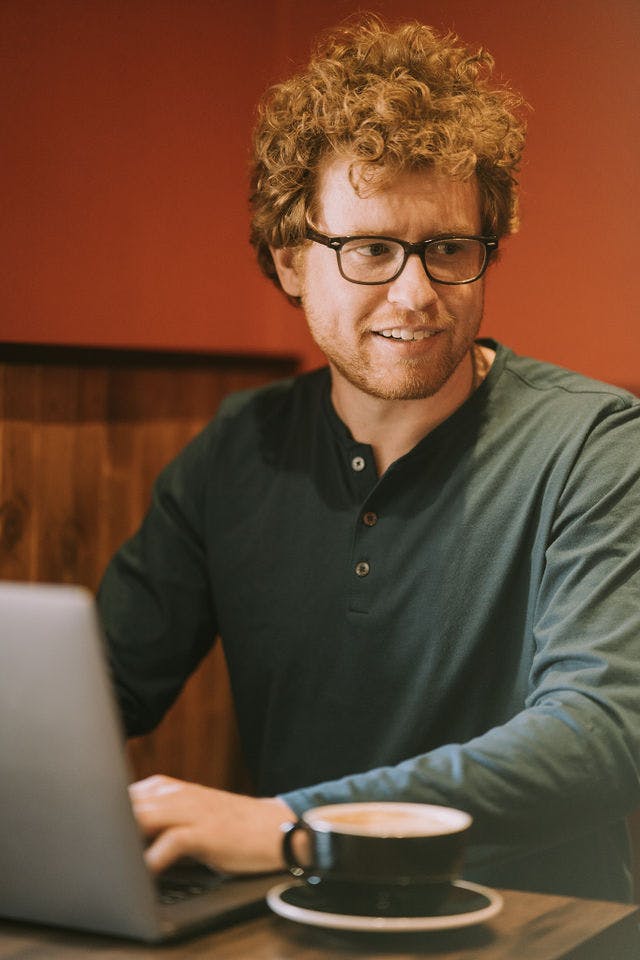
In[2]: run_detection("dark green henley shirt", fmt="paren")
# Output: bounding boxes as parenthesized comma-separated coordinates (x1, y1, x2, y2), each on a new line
(98, 340, 640, 902)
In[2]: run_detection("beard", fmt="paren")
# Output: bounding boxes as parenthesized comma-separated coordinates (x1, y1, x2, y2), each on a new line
(327, 340, 470, 400)
(303, 302, 483, 402)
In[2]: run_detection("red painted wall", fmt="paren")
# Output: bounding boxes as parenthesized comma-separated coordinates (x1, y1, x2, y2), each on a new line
(2, 0, 639, 385)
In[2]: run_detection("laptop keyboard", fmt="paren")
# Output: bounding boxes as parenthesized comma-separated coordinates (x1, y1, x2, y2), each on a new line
(157, 878, 211, 905)
(156, 862, 224, 905)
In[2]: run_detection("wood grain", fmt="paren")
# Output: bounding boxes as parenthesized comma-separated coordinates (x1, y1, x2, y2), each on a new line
(0, 344, 297, 792)
(0, 889, 637, 959)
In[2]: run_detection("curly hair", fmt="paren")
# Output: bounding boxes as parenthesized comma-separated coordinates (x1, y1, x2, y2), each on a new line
(249, 15, 527, 302)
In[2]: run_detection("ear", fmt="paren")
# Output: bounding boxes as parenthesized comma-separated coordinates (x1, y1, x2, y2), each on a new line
(270, 245, 304, 298)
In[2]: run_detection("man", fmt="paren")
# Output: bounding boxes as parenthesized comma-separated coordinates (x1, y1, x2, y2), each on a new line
(99, 17, 640, 901)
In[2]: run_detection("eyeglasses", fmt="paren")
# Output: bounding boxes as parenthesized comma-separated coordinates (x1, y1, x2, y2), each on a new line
(305, 227, 498, 286)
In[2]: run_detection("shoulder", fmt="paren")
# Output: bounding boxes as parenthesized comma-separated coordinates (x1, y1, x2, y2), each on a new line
(493, 342, 638, 414)
(215, 367, 329, 427)
(211, 368, 330, 457)
(163, 366, 330, 476)
(480, 342, 639, 444)
(473, 342, 640, 476)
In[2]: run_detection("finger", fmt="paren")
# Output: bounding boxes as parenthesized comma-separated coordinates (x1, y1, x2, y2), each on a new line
(129, 775, 181, 798)
(143, 826, 195, 875)
(131, 800, 173, 836)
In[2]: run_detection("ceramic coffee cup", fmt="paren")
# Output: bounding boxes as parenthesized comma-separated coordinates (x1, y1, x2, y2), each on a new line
(281, 801, 472, 915)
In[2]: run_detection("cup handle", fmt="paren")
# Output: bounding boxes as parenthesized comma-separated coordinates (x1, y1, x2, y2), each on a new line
(281, 819, 312, 879)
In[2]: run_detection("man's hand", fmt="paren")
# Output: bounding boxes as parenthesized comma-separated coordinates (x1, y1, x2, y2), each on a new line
(129, 774, 295, 875)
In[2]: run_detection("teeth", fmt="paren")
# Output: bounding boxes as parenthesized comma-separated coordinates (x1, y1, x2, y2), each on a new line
(379, 328, 434, 341)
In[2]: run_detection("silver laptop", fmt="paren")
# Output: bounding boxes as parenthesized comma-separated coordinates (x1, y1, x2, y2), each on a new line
(0, 580, 279, 942)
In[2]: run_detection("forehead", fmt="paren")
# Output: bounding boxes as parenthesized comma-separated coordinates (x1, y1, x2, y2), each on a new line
(313, 156, 481, 236)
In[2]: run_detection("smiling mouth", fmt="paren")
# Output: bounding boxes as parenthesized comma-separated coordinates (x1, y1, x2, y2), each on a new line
(374, 328, 439, 341)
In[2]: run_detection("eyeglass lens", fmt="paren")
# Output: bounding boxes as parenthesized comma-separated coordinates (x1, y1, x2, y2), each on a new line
(338, 238, 486, 283)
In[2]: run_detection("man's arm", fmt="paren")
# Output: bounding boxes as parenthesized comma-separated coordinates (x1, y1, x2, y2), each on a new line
(279, 401, 640, 864)
(98, 422, 218, 736)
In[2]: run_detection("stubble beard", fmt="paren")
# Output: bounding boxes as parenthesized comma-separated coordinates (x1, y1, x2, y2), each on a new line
(305, 305, 482, 402)
(329, 342, 464, 400)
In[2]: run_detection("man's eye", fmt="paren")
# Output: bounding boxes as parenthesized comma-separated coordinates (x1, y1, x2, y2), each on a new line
(432, 240, 464, 257)
(355, 242, 393, 258)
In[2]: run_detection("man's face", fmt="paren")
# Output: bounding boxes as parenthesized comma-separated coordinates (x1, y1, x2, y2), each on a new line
(273, 157, 487, 402)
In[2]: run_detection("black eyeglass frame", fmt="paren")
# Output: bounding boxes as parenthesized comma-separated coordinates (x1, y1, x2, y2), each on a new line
(305, 227, 499, 286)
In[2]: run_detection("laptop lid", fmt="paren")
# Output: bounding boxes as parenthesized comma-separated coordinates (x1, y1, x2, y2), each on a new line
(0, 581, 276, 942)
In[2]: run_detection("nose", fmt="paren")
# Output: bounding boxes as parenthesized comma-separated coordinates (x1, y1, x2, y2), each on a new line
(386, 252, 439, 312)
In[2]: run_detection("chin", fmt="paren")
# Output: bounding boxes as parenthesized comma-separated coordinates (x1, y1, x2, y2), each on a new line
(337, 357, 458, 402)
(377, 383, 443, 401)
(369, 381, 445, 401)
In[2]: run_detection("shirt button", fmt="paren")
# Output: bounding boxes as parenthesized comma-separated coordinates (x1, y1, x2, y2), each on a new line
(351, 455, 366, 472)
(355, 561, 370, 577)
(362, 511, 378, 527)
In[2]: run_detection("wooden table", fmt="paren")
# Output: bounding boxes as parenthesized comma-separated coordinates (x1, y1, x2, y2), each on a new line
(0, 888, 637, 959)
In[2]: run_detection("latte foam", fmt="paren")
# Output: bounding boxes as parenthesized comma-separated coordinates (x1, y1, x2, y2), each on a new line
(305, 802, 471, 837)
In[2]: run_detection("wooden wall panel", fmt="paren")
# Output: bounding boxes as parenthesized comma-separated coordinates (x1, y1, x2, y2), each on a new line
(0, 345, 297, 792)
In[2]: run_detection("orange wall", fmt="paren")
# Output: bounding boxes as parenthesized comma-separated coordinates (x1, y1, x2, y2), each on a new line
(2, 0, 639, 385)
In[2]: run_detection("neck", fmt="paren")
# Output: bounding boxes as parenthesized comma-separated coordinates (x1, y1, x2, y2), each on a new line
(330, 343, 494, 476)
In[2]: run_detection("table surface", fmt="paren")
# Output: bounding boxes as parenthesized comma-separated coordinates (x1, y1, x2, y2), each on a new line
(0, 888, 638, 960)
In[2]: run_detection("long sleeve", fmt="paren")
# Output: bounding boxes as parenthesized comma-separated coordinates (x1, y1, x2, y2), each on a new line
(97, 422, 218, 737)
(280, 400, 640, 895)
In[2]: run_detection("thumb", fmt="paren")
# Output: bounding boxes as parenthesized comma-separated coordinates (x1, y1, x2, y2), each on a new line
(144, 826, 193, 875)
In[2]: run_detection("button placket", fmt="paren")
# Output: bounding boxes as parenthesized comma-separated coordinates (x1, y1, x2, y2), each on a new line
(354, 508, 378, 580)
(346, 444, 378, 612)
(350, 500, 381, 609)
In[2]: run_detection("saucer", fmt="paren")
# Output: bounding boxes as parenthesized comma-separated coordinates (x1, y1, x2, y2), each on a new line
(266, 879, 503, 932)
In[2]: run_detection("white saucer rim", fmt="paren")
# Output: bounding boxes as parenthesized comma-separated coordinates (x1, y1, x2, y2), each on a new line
(266, 879, 504, 932)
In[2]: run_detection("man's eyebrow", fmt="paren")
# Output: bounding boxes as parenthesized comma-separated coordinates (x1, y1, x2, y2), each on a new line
(334, 225, 480, 237)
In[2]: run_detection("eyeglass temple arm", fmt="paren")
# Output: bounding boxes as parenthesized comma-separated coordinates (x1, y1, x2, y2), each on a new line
(305, 227, 343, 249)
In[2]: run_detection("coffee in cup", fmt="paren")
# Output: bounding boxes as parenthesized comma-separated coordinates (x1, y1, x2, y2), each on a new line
(281, 801, 472, 915)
